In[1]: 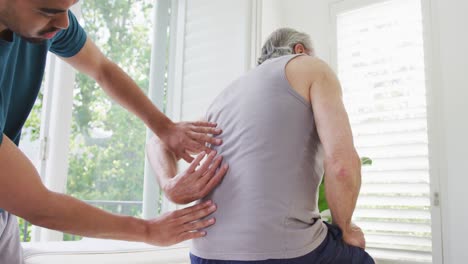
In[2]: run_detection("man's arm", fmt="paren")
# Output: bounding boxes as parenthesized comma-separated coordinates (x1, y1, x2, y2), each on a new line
(146, 136, 229, 204)
(62, 37, 222, 162)
(0, 135, 216, 246)
(305, 58, 364, 248)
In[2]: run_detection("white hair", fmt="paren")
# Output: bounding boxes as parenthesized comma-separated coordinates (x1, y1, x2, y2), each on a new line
(257, 28, 314, 65)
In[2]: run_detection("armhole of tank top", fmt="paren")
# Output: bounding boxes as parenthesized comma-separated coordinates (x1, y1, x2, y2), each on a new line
(281, 55, 313, 109)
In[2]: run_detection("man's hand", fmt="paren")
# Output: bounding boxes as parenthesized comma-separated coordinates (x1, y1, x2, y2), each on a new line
(145, 200, 217, 246)
(342, 223, 366, 249)
(158, 121, 223, 163)
(163, 151, 229, 204)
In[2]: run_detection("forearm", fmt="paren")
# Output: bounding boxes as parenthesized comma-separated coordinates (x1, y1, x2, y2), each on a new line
(96, 60, 172, 135)
(324, 152, 361, 231)
(0, 135, 148, 243)
(146, 136, 178, 188)
(33, 191, 148, 242)
(308, 59, 362, 230)
(63, 38, 171, 136)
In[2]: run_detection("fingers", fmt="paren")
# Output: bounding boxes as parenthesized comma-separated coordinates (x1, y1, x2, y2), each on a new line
(187, 152, 206, 172)
(189, 131, 222, 146)
(343, 229, 366, 249)
(185, 139, 205, 153)
(180, 151, 194, 163)
(179, 122, 222, 159)
(191, 126, 223, 135)
(193, 121, 217, 128)
(201, 163, 229, 196)
(182, 218, 216, 233)
(195, 151, 217, 175)
(177, 230, 208, 242)
(204, 146, 213, 154)
(190, 121, 221, 135)
(172, 200, 215, 219)
(353, 237, 366, 249)
(200, 155, 223, 182)
(174, 218, 214, 243)
(176, 202, 217, 225)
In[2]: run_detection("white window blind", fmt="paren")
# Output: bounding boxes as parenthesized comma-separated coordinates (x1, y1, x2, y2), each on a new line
(176, 0, 252, 121)
(336, 0, 432, 263)
(163, 0, 256, 211)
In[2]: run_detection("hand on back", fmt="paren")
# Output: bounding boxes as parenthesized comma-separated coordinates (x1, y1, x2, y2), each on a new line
(145, 200, 217, 246)
(158, 121, 223, 163)
(164, 151, 229, 204)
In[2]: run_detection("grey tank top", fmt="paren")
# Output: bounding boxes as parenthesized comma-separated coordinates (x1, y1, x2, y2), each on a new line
(191, 55, 327, 260)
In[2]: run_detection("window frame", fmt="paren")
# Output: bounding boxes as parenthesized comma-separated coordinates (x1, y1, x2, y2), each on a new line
(141, 0, 173, 220)
(328, 0, 444, 262)
(32, 0, 174, 241)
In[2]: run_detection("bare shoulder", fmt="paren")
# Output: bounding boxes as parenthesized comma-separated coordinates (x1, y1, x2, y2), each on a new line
(286, 55, 334, 83)
(286, 55, 342, 101)
(291, 55, 327, 66)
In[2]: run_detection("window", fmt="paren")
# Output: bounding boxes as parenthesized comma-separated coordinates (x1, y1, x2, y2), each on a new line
(18, 55, 55, 242)
(334, 0, 433, 262)
(18, 86, 44, 243)
(19, 90, 43, 171)
(64, 0, 156, 240)
(15, 0, 176, 242)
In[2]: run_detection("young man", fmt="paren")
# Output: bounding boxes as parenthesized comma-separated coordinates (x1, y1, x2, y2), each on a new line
(0, 1, 228, 263)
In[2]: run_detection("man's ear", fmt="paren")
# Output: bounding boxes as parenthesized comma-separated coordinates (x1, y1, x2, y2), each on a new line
(294, 43, 306, 54)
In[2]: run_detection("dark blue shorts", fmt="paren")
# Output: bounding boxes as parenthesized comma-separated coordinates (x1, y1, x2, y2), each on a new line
(190, 223, 375, 264)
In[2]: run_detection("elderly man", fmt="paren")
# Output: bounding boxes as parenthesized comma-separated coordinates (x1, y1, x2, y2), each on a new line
(148, 28, 375, 263)
(0, 1, 228, 263)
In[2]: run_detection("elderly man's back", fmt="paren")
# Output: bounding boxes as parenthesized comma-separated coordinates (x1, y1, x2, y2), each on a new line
(191, 54, 327, 260)
(149, 27, 374, 264)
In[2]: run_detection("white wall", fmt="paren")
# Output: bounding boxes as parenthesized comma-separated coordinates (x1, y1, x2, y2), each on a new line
(263, 0, 332, 62)
(175, 0, 253, 122)
(264, 0, 468, 262)
(260, 0, 284, 43)
(432, 0, 468, 262)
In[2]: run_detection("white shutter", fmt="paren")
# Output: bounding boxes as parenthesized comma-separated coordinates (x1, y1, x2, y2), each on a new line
(173, 0, 253, 122)
(335, 0, 432, 262)
(164, 0, 255, 211)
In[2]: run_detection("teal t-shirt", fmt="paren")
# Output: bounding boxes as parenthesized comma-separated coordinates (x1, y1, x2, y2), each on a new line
(0, 11, 87, 213)
(0, 11, 86, 145)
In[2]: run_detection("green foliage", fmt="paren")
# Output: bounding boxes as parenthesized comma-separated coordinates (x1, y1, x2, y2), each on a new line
(361, 156, 373, 166)
(22, 91, 43, 141)
(17, 218, 32, 242)
(19, 1, 154, 208)
(318, 157, 373, 214)
(318, 178, 328, 213)
(66, 0, 154, 207)
(63, 233, 80, 241)
(17, 0, 155, 241)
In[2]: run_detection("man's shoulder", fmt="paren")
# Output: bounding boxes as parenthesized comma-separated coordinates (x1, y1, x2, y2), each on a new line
(289, 56, 329, 73)
(286, 55, 331, 83)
